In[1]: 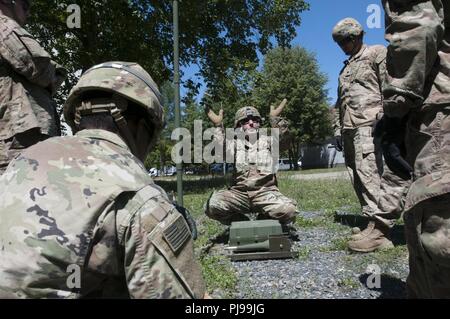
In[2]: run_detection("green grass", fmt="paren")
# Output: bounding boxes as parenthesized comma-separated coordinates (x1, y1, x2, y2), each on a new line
(330, 237, 352, 251)
(338, 277, 360, 289)
(280, 179, 360, 214)
(296, 216, 326, 228)
(182, 189, 237, 297)
(297, 246, 312, 261)
(278, 166, 347, 177)
(201, 255, 237, 298)
(343, 245, 409, 273)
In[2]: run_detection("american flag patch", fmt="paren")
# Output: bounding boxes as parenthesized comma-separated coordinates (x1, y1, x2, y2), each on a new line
(163, 215, 191, 253)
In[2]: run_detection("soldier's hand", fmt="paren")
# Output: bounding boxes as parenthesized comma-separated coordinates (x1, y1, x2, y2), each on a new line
(383, 93, 419, 118)
(382, 140, 413, 180)
(270, 98, 288, 118)
(205, 106, 223, 126)
(335, 135, 343, 152)
(380, 116, 413, 180)
(174, 204, 198, 240)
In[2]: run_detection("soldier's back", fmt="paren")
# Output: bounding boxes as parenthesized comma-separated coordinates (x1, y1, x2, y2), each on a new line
(0, 129, 156, 298)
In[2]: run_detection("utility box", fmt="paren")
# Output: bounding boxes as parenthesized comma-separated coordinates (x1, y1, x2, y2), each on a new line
(227, 220, 297, 261)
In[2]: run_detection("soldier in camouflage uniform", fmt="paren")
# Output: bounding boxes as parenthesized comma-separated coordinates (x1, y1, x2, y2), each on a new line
(0, 0, 66, 174)
(0, 62, 206, 299)
(381, 0, 450, 298)
(204, 100, 297, 227)
(332, 18, 410, 252)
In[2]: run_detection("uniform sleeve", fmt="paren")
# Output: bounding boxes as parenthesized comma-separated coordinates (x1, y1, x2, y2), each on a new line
(0, 20, 65, 89)
(333, 78, 343, 136)
(332, 100, 342, 137)
(382, 0, 444, 101)
(122, 195, 206, 299)
(374, 46, 387, 93)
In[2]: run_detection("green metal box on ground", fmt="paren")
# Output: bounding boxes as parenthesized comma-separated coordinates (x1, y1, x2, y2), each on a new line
(227, 220, 298, 261)
(229, 220, 283, 246)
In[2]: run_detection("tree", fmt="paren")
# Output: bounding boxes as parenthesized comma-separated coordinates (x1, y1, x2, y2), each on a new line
(200, 60, 260, 129)
(27, 0, 309, 93)
(253, 46, 332, 169)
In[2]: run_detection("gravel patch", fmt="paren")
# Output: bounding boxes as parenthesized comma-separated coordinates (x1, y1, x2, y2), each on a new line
(228, 210, 409, 299)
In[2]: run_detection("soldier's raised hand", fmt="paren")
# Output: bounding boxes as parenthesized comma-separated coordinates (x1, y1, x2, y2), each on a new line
(205, 106, 224, 126)
(270, 98, 288, 118)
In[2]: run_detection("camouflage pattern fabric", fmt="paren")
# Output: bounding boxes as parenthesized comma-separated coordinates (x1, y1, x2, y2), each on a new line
(342, 126, 383, 217)
(64, 62, 164, 140)
(0, 128, 47, 174)
(0, 13, 65, 172)
(204, 115, 296, 224)
(234, 106, 261, 128)
(332, 18, 364, 42)
(333, 44, 386, 136)
(0, 129, 205, 299)
(211, 115, 290, 191)
(377, 164, 411, 227)
(335, 43, 409, 227)
(381, 0, 450, 298)
(382, 0, 450, 210)
(404, 194, 450, 298)
(206, 186, 297, 225)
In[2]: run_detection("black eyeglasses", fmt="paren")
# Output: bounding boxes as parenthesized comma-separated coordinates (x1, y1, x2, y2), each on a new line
(239, 116, 261, 126)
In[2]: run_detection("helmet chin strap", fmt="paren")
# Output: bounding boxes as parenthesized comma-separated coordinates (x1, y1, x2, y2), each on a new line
(75, 96, 141, 156)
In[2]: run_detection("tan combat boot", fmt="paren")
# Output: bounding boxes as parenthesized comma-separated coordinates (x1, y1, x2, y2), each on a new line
(347, 221, 394, 253)
(350, 220, 376, 241)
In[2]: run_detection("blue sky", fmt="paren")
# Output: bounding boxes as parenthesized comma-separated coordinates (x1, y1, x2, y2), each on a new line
(181, 0, 387, 105)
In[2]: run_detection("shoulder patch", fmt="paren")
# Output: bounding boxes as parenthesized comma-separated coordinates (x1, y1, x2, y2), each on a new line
(162, 214, 191, 254)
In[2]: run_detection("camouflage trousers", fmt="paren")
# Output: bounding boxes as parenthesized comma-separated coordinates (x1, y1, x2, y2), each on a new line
(404, 194, 450, 298)
(0, 129, 48, 175)
(377, 163, 411, 228)
(343, 126, 407, 228)
(343, 126, 383, 217)
(205, 185, 297, 225)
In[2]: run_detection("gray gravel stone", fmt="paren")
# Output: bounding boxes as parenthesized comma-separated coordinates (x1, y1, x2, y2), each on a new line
(228, 210, 409, 299)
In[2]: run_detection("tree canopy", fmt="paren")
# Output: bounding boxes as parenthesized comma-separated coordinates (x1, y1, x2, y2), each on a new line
(254, 47, 332, 143)
(27, 0, 309, 89)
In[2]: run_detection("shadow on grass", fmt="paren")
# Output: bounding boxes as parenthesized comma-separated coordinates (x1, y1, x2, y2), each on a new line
(155, 176, 229, 195)
(359, 273, 407, 299)
(334, 211, 368, 231)
(334, 212, 406, 246)
(211, 228, 230, 245)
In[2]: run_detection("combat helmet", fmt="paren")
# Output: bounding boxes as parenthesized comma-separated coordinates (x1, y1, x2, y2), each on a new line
(332, 18, 364, 43)
(64, 61, 164, 154)
(234, 106, 261, 128)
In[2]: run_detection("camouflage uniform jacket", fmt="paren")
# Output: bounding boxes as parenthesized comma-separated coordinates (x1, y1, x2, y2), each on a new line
(0, 129, 205, 299)
(333, 44, 386, 136)
(382, 0, 450, 210)
(0, 13, 66, 140)
(212, 116, 290, 191)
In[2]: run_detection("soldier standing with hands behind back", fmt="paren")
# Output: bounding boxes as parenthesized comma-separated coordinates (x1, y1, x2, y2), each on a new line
(0, 0, 66, 174)
(332, 18, 410, 253)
